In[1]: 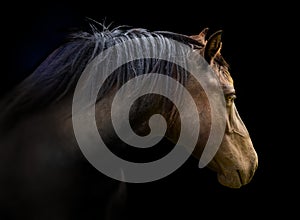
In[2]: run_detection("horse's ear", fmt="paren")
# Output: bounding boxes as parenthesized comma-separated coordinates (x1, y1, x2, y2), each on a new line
(199, 27, 209, 40)
(190, 27, 209, 45)
(204, 30, 223, 63)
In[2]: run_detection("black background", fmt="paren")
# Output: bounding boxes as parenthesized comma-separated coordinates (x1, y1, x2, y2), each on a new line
(1, 1, 293, 219)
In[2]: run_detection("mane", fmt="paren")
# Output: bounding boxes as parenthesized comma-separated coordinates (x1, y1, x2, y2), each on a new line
(0, 22, 205, 126)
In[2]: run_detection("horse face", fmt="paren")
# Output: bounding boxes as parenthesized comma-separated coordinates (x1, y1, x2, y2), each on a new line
(211, 99, 258, 188)
(192, 29, 258, 188)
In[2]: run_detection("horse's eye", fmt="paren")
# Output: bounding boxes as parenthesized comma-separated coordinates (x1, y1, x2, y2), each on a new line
(226, 94, 236, 102)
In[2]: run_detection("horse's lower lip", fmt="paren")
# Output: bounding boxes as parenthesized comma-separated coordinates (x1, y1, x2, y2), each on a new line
(217, 171, 243, 188)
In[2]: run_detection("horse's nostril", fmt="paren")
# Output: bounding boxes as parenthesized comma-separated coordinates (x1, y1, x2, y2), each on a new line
(236, 170, 243, 185)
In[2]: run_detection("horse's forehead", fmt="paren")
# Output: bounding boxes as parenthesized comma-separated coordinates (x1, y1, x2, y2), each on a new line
(189, 34, 206, 45)
(211, 62, 234, 94)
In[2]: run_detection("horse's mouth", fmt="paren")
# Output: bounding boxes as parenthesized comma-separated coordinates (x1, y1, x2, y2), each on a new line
(217, 170, 246, 188)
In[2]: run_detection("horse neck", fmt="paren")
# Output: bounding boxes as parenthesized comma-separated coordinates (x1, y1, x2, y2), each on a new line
(93, 90, 177, 138)
(0, 96, 75, 152)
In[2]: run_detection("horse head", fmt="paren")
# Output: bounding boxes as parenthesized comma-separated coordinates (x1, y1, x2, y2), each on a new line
(190, 29, 258, 188)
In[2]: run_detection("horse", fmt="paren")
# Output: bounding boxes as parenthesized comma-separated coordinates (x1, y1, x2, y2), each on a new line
(0, 22, 258, 219)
